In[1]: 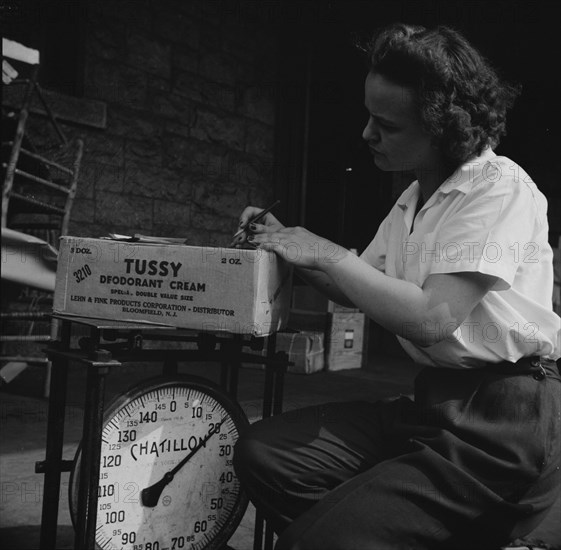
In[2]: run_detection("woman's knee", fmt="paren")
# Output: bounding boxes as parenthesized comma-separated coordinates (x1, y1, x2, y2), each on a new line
(233, 420, 270, 481)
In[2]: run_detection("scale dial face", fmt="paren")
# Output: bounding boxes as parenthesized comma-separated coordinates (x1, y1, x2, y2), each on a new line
(70, 376, 249, 550)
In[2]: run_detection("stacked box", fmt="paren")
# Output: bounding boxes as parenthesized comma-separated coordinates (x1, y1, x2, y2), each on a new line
(54, 237, 292, 336)
(326, 312, 368, 371)
(242, 330, 325, 375)
(279, 331, 325, 374)
(291, 280, 368, 371)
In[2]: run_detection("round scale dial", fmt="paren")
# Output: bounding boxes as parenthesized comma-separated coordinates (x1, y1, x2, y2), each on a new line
(70, 376, 249, 550)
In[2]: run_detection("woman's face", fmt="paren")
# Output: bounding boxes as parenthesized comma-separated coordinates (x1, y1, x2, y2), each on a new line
(363, 72, 440, 173)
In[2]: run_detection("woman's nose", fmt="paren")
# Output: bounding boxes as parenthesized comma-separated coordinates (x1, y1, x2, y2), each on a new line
(362, 118, 380, 142)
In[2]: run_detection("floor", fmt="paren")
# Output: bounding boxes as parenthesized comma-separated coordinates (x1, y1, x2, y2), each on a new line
(0, 351, 559, 550)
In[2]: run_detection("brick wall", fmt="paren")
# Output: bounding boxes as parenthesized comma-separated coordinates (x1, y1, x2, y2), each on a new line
(30, 0, 280, 246)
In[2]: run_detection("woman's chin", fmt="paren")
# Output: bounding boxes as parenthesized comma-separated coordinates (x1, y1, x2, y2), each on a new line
(372, 154, 393, 171)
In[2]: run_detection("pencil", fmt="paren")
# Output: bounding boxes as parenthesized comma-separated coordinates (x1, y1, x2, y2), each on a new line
(230, 199, 281, 241)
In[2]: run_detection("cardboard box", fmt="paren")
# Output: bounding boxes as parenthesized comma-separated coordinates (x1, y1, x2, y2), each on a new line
(281, 331, 324, 374)
(54, 237, 292, 336)
(326, 312, 368, 371)
(243, 330, 325, 375)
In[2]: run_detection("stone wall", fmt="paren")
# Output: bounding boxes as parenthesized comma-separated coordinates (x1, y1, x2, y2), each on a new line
(30, 0, 280, 247)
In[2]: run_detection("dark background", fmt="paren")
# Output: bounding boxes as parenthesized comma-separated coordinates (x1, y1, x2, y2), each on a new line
(3, 0, 560, 250)
(294, 0, 561, 252)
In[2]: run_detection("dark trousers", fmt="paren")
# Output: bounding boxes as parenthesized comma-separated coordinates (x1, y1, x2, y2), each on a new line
(233, 360, 560, 550)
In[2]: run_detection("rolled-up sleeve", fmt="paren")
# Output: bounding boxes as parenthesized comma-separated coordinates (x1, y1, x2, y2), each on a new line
(422, 169, 546, 291)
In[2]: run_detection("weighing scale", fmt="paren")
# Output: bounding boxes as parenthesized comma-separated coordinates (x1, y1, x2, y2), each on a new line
(69, 375, 249, 550)
(37, 315, 288, 550)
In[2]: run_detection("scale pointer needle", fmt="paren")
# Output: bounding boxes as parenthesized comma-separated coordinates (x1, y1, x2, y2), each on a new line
(141, 418, 226, 507)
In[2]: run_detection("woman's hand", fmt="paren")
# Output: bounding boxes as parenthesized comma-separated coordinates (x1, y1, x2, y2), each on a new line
(230, 206, 284, 248)
(246, 224, 349, 270)
(230, 206, 285, 247)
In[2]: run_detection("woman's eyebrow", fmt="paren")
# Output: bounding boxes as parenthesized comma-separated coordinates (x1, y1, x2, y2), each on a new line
(364, 107, 399, 125)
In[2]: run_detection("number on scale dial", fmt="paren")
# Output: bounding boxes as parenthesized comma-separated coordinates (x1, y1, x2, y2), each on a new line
(70, 376, 249, 550)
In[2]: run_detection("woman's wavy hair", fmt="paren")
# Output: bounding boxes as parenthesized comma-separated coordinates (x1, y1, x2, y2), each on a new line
(364, 23, 521, 167)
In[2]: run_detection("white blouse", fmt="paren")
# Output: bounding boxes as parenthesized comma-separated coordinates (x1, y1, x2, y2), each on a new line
(361, 148, 561, 368)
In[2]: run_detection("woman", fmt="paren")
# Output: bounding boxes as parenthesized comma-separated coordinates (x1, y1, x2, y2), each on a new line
(232, 23, 560, 550)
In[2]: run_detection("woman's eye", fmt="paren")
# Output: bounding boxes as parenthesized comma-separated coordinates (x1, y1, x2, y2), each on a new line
(382, 122, 399, 132)
(367, 113, 398, 132)
(371, 116, 395, 130)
